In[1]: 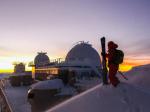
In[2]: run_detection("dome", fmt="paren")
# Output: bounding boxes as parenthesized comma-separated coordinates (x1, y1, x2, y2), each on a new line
(65, 42, 101, 67)
(34, 52, 50, 67)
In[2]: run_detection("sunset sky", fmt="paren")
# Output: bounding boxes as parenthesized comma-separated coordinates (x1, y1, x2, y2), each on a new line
(0, 0, 150, 73)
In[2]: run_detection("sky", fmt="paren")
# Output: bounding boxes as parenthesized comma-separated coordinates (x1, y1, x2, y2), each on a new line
(0, 0, 150, 72)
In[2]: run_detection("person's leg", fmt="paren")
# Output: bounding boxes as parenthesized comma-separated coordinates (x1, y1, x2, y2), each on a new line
(109, 64, 120, 87)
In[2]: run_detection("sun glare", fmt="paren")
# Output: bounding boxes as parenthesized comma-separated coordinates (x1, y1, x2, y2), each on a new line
(0, 55, 149, 73)
(119, 58, 150, 72)
(0, 56, 33, 73)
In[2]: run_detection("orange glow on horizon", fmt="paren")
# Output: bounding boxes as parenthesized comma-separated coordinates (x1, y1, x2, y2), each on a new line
(0, 56, 150, 73)
(0, 55, 64, 73)
(119, 58, 150, 72)
(0, 68, 32, 73)
(0, 56, 33, 73)
(0, 69, 13, 73)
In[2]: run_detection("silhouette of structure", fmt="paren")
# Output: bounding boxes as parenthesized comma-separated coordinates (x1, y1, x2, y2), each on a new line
(13, 62, 25, 73)
(34, 52, 50, 67)
(66, 41, 101, 67)
(30, 42, 102, 80)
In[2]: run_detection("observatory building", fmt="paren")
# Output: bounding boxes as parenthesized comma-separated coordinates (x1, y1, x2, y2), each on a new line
(34, 52, 50, 67)
(31, 42, 102, 80)
(65, 41, 101, 67)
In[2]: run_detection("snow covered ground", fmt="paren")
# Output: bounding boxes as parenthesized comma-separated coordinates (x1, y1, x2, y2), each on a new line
(0, 75, 100, 112)
(1, 64, 150, 112)
(4, 82, 31, 112)
(47, 64, 150, 112)
(0, 74, 9, 79)
(0, 73, 32, 112)
(124, 64, 150, 90)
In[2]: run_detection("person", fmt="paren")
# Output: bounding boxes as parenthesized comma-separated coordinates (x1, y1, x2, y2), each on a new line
(106, 41, 120, 87)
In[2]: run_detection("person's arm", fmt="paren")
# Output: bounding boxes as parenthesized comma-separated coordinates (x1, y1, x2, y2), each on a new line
(107, 50, 114, 61)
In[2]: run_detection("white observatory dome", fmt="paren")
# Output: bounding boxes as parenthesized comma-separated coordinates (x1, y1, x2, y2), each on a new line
(34, 52, 50, 67)
(65, 42, 101, 67)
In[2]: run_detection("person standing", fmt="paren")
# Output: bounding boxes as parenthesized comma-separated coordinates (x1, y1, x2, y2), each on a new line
(107, 41, 120, 87)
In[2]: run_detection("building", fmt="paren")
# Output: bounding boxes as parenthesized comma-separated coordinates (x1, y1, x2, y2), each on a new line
(34, 52, 50, 67)
(31, 41, 102, 80)
(14, 62, 25, 73)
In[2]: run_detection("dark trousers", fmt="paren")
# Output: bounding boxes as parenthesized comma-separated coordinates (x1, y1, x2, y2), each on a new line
(108, 64, 120, 87)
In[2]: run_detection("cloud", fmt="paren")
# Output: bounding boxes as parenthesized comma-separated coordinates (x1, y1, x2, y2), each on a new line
(124, 38, 150, 58)
(0, 46, 16, 57)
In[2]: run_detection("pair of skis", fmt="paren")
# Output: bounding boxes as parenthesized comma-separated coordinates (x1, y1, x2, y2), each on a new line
(100, 37, 108, 84)
(100, 37, 128, 85)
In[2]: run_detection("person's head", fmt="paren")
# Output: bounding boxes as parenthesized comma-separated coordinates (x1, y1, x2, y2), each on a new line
(108, 41, 118, 50)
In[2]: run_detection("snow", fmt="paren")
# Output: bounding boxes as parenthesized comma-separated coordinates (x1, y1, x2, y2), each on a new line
(4, 82, 31, 112)
(48, 83, 150, 112)
(47, 64, 150, 112)
(75, 78, 101, 90)
(123, 64, 150, 89)
(31, 79, 64, 90)
(57, 85, 77, 96)
(1, 64, 150, 112)
(0, 74, 31, 112)
(0, 74, 9, 79)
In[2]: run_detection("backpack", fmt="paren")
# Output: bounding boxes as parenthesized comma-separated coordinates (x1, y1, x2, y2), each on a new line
(113, 50, 124, 64)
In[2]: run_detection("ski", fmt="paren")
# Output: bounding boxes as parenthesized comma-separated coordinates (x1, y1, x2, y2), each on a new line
(118, 71, 128, 80)
(100, 37, 108, 84)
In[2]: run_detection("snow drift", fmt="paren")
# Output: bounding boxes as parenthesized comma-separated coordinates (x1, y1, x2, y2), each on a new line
(47, 83, 150, 112)
(31, 79, 64, 90)
(47, 64, 150, 112)
(124, 64, 150, 90)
